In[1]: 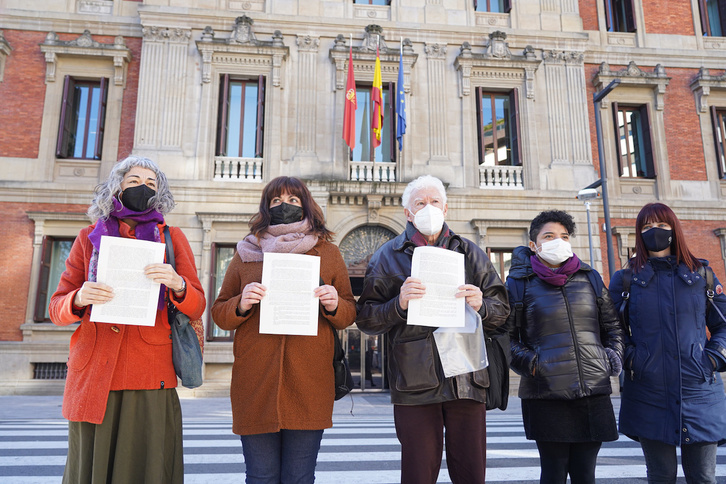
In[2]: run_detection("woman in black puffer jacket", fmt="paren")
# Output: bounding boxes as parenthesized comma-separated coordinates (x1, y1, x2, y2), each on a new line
(507, 210, 624, 484)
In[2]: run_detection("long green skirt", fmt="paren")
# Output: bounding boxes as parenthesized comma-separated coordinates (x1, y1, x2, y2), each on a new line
(63, 389, 184, 484)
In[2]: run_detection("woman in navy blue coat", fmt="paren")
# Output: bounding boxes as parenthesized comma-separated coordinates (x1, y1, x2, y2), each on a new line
(609, 203, 726, 484)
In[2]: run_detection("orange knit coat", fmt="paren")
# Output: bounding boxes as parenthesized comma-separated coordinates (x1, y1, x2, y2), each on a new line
(49, 223, 206, 424)
(211, 240, 356, 436)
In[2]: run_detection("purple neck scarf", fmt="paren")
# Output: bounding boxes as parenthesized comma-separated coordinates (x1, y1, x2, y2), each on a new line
(88, 199, 165, 309)
(88, 199, 164, 251)
(530, 253, 581, 287)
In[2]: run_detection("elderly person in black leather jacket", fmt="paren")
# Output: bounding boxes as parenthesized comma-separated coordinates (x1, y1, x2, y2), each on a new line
(356, 175, 509, 484)
(507, 210, 624, 484)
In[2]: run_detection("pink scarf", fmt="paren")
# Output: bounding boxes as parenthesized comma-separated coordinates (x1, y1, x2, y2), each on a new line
(237, 219, 319, 262)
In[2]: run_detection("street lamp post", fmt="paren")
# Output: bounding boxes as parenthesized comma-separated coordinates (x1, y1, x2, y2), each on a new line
(593, 78, 620, 278)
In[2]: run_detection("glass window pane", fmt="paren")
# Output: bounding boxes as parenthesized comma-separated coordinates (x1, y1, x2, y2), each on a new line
(354, 87, 372, 162)
(481, 96, 495, 166)
(85, 86, 100, 159)
(718, 112, 726, 177)
(211, 246, 236, 338)
(707, 0, 723, 36)
(495, 95, 511, 165)
(45, 240, 74, 320)
(242, 84, 259, 158)
(72, 85, 90, 158)
(226, 82, 243, 157)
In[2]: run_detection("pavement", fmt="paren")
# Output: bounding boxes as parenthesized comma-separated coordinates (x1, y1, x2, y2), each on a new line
(0, 391, 527, 421)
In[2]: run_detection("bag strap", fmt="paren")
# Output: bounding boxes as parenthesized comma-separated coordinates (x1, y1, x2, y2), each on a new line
(163, 225, 175, 270)
(618, 268, 632, 336)
(508, 278, 526, 330)
(699, 265, 726, 325)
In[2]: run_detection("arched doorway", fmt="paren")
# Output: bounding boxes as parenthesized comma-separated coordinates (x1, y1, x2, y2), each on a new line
(338, 225, 396, 391)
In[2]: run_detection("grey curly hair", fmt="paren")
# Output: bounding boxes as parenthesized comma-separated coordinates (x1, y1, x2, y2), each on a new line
(87, 156, 175, 222)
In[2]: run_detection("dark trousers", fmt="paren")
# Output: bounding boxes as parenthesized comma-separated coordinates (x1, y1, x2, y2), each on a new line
(394, 399, 487, 484)
(535, 440, 601, 484)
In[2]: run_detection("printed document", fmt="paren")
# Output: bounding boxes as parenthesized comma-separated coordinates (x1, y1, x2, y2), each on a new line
(407, 246, 465, 328)
(90, 236, 165, 326)
(259, 252, 320, 336)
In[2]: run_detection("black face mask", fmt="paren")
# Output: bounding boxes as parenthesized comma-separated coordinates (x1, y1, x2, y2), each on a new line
(642, 227, 672, 253)
(121, 184, 156, 212)
(269, 202, 304, 225)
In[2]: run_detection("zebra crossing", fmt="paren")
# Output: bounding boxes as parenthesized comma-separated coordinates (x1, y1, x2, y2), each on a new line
(2, 412, 726, 483)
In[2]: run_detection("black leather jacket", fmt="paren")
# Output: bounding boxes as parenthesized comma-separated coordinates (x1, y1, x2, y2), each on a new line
(507, 246, 624, 400)
(356, 223, 509, 405)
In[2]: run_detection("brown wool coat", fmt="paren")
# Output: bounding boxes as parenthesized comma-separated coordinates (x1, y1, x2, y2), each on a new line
(211, 240, 356, 436)
(49, 223, 206, 424)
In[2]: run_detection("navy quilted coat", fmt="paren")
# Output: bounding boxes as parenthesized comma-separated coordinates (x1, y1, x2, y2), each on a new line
(609, 257, 726, 445)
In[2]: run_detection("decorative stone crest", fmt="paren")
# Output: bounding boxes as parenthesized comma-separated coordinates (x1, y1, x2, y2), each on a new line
(229, 15, 256, 44)
(484, 31, 511, 59)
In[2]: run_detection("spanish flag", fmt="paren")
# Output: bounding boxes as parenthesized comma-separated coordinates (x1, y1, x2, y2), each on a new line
(371, 46, 384, 149)
(343, 43, 357, 151)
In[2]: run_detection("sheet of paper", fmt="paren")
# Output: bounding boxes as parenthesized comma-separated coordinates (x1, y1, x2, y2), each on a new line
(89, 235, 165, 326)
(407, 246, 465, 328)
(259, 252, 320, 336)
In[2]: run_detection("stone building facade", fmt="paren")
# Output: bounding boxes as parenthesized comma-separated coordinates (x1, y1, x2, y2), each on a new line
(2, 0, 726, 395)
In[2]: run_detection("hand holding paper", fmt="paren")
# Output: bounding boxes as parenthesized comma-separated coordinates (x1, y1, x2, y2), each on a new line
(314, 284, 339, 312)
(239, 282, 267, 313)
(398, 277, 425, 310)
(74, 281, 114, 307)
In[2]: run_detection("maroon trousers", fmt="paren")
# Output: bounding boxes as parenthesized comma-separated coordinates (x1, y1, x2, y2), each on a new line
(394, 399, 487, 484)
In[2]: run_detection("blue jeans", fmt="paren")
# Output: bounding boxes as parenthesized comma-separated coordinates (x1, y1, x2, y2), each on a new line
(240, 429, 324, 484)
(639, 437, 717, 484)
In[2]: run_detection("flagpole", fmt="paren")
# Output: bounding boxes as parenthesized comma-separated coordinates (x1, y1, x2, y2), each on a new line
(349, 33, 353, 163)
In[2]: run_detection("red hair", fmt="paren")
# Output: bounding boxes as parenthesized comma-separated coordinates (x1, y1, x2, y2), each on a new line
(249, 177, 333, 241)
(629, 203, 701, 273)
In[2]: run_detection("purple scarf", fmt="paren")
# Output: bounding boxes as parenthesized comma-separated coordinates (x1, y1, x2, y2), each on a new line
(530, 253, 581, 287)
(88, 199, 166, 308)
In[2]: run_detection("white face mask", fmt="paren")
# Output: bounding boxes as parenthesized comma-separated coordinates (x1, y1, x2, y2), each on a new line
(413, 204, 445, 236)
(536, 238, 573, 265)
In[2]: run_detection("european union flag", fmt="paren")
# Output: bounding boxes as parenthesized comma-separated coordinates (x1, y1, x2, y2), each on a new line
(396, 49, 406, 152)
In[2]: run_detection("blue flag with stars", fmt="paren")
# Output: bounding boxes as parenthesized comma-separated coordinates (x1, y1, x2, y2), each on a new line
(396, 49, 406, 151)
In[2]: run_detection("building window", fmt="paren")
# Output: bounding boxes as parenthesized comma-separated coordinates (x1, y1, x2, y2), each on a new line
(353, 83, 396, 163)
(711, 107, 726, 178)
(699, 0, 726, 36)
(354, 0, 391, 4)
(208, 243, 237, 340)
(604, 0, 636, 32)
(217, 74, 265, 159)
(476, 89, 520, 166)
(35, 237, 74, 322)
(474, 0, 511, 13)
(487, 248, 513, 282)
(56, 76, 108, 160)
(613, 103, 655, 179)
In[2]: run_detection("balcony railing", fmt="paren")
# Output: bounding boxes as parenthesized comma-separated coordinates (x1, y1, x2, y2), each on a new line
(479, 164, 524, 189)
(214, 157, 263, 182)
(349, 161, 396, 182)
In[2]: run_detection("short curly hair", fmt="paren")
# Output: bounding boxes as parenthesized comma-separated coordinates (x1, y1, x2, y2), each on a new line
(529, 210, 576, 242)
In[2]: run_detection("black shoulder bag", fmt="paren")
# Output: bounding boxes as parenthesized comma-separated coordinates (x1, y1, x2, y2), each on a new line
(163, 226, 203, 389)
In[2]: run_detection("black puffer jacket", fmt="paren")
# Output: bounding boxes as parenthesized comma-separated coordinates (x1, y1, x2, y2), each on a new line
(356, 223, 510, 405)
(507, 246, 624, 400)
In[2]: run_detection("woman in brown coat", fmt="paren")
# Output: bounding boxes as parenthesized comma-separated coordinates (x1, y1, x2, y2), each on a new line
(211, 176, 356, 484)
